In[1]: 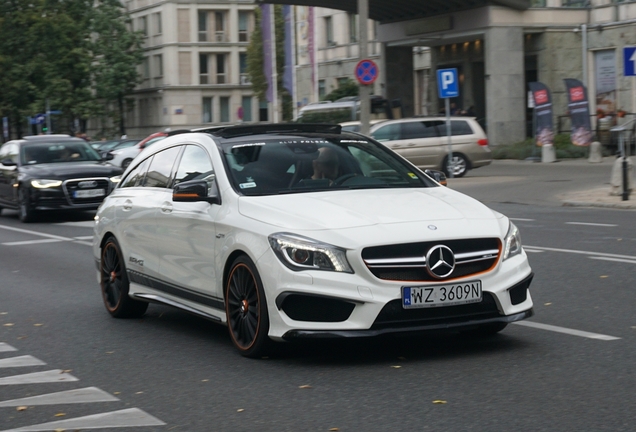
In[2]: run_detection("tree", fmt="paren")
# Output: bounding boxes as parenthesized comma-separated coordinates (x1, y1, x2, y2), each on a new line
(322, 78, 359, 101)
(91, 0, 144, 137)
(246, 5, 292, 121)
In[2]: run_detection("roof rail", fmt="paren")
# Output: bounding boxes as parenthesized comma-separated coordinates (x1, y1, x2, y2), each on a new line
(212, 123, 342, 138)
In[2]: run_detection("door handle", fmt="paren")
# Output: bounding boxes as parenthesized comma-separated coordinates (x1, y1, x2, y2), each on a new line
(161, 202, 173, 213)
(122, 199, 133, 211)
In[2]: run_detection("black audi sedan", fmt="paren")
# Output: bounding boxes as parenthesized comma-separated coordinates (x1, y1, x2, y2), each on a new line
(0, 134, 123, 222)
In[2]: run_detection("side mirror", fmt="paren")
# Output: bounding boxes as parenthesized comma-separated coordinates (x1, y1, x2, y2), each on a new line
(173, 179, 220, 204)
(1, 158, 17, 167)
(101, 152, 114, 161)
(424, 169, 447, 186)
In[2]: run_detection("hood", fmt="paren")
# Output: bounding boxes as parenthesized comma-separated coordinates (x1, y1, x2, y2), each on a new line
(238, 187, 500, 231)
(21, 162, 123, 179)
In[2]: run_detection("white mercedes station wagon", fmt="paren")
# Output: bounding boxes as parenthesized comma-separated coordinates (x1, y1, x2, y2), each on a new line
(93, 124, 534, 357)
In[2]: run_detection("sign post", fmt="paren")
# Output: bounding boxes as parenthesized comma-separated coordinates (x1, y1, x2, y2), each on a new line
(437, 68, 459, 178)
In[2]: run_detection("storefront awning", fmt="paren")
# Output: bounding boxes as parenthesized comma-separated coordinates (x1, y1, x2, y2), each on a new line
(256, 0, 530, 24)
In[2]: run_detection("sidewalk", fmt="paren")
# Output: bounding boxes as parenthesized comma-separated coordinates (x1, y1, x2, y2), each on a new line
(559, 186, 636, 209)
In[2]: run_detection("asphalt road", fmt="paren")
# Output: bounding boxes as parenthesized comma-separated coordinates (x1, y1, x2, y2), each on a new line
(1, 159, 635, 432)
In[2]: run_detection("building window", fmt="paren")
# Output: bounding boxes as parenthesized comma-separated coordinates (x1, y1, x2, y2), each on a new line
(139, 16, 148, 36)
(348, 13, 357, 43)
(216, 54, 226, 84)
(325, 16, 334, 46)
(202, 97, 213, 123)
(259, 99, 268, 121)
(242, 96, 252, 122)
(215, 12, 226, 42)
(200, 54, 209, 84)
(318, 80, 326, 99)
(154, 12, 162, 35)
(220, 97, 230, 122)
(238, 11, 249, 42)
(337, 77, 349, 88)
(239, 52, 250, 84)
(198, 11, 208, 42)
(142, 57, 150, 79)
(154, 55, 163, 77)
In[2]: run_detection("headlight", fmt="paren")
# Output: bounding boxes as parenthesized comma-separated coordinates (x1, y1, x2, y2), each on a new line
(110, 175, 122, 184)
(111, 150, 122, 155)
(31, 179, 62, 189)
(502, 222, 522, 261)
(269, 233, 353, 273)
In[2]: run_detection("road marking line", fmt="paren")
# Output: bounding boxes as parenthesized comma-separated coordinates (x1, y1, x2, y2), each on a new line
(0, 370, 78, 385)
(524, 245, 636, 261)
(2, 239, 71, 246)
(0, 408, 166, 431)
(524, 249, 544, 253)
(0, 387, 119, 407)
(0, 343, 17, 353)
(0, 355, 46, 368)
(0, 224, 70, 241)
(55, 221, 95, 228)
(510, 218, 535, 222)
(589, 256, 636, 264)
(74, 235, 94, 240)
(513, 321, 620, 340)
(565, 222, 618, 227)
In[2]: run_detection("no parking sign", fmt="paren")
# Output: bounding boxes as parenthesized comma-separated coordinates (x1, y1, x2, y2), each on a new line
(355, 59, 378, 85)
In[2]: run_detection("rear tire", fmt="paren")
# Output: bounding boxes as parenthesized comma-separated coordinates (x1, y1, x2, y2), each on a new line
(100, 236, 148, 318)
(443, 154, 469, 178)
(18, 188, 36, 223)
(225, 255, 272, 358)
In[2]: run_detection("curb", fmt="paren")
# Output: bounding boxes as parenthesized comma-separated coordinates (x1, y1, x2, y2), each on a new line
(562, 200, 636, 209)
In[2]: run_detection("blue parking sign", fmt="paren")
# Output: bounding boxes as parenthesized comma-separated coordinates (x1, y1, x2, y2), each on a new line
(437, 68, 459, 98)
(624, 47, 636, 77)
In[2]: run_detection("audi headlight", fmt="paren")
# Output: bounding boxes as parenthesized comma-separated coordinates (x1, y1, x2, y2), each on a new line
(110, 175, 122, 184)
(502, 222, 522, 261)
(31, 179, 62, 189)
(269, 233, 353, 273)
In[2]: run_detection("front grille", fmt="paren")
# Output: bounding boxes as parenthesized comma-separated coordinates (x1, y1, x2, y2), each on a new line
(371, 292, 501, 330)
(64, 178, 111, 205)
(362, 238, 500, 282)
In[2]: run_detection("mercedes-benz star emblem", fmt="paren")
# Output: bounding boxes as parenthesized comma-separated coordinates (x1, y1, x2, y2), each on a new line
(425, 245, 455, 279)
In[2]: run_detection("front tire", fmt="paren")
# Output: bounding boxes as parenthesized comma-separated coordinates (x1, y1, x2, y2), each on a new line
(18, 187, 36, 223)
(100, 236, 148, 318)
(225, 255, 271, 358)
(121, 158, 133, 170)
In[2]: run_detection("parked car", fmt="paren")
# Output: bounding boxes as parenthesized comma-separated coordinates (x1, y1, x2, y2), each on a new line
(369, 116, 492, 178)
(0, 134, 123, 222)
(339, 119, 387, 133)
(107, 132, 167, 169)
(91, 138, 140, 154)
(93, 123, 533, 357)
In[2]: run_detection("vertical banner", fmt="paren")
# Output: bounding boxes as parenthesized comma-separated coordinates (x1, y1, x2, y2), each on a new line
(261, 4, 274, 103)
(308, 6, 316, 100)
(528, 82, 554, 147)
(283, 5, 294, 96)
(594, 50, 616, 115)
(564, 78, 593, 146)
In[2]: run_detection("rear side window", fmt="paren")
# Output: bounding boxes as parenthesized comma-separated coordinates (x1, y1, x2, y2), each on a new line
(437, 120, 475, 136)
(144, 146, 181, 188)
(402, 121, 440, 139)
(120, 158, 151, 188)
(371, 123, 401, 141)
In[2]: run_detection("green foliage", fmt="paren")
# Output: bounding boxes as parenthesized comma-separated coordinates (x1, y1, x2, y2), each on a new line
(491, 134, 590, 159)
(0, 0, 142, 137)
(322, 79, 359, 102)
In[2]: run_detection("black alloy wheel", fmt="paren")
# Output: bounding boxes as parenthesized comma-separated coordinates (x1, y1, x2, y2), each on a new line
(100, 236, 148, 318)
(225, 255, 271, 357)
(18, 187, 36, 223)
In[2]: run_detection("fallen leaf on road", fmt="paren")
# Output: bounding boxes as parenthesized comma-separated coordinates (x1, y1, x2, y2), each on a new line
(54, 413, 66, 417)
(0, 312, 7, 315)
(33, 324, 43, 327)
(201, 379, 209, 382)
(391, 365, 402, 369)
(544, 303, 552, 306)
(135, 391, 144, 394)
(237, 409, 244, 412)
(54, 429, 65, 432)
(299, 385, 312, 389)
(3, 323, 14, 327)
(113, 392, 121, 395)
(106, 351, 114, 354)
(17, 336, 26, 340)
(16, 406, 27, 411)
(329, 428, 340, 431)
(61, 370, 72, 373)
(432, 400, 447, 404)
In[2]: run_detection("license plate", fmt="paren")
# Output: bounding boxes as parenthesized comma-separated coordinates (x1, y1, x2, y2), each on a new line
(402, 280, 482, 309)
(74, 189, 105, 198)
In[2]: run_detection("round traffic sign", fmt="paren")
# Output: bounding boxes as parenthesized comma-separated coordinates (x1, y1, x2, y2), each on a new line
(355, 59, 378, 85)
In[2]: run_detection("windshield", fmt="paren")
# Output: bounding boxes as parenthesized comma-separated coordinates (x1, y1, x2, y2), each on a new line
(21, 141, 103, 165)
(221, 135, 436, 196)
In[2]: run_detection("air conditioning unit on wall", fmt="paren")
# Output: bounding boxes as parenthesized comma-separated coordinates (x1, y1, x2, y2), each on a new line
(240, 74, 251, 85)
